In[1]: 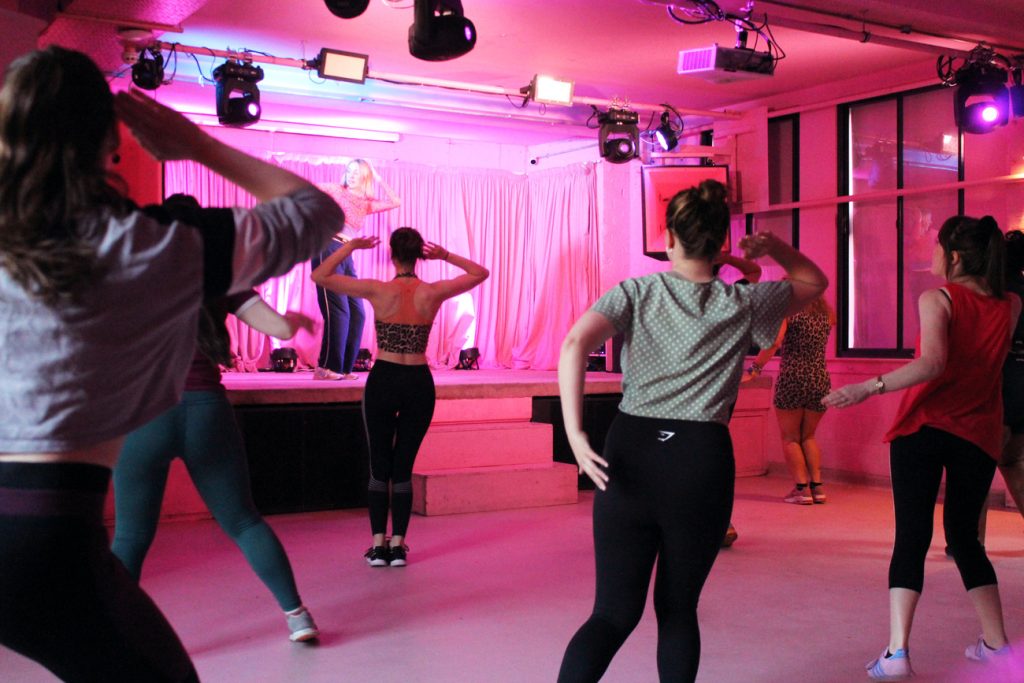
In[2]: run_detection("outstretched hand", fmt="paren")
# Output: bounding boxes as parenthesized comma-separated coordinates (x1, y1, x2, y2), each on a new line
(348, 236, 380, 250)
(283, 311, 318, 336)
(422, 242, 450, 260)
(822, 381, 873, 409)
(114, 90, 212, 162)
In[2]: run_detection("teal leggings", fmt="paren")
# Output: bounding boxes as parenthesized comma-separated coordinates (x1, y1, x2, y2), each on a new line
(112, 391, 302, 611)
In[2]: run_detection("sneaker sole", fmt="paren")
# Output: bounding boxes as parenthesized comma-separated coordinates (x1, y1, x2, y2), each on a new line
(784, 498, 813, 505)
(366, 559, 388, 567)
(290, 629, 320, 642)
(389, 560, 407, 567)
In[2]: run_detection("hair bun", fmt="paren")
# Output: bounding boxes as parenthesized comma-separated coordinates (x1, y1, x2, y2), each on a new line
(979, 215, 999, 232)
(697, 179, 728, 204)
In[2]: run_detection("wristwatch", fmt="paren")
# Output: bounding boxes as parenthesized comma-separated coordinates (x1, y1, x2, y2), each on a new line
(873, 376, 886, 395)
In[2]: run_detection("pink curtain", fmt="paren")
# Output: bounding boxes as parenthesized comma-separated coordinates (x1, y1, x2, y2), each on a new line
(164, 157, 599, 371)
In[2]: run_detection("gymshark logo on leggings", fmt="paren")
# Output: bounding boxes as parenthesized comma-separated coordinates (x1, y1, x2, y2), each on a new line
(657, 431, 675, 442)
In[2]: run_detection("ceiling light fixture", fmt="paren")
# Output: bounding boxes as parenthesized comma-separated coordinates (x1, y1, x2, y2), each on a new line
(939, 45, 1021, 135)
(131, 46, 165, 90)
(653, 106, 683, 151)
(324, 0, 370, 19)
(313, 48, 369, 83)
(527, 75, 575, 106)
(213, 60, 264, 127)
(597, 107, 639, 164)
(409, 0, 476, 62)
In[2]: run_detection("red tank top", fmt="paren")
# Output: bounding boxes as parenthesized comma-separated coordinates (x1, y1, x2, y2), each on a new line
(884, 283, 1013, 459)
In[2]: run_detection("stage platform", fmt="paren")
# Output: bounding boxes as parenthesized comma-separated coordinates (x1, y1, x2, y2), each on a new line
(221, 367, 623, 404)
(132, 369, 773, 523)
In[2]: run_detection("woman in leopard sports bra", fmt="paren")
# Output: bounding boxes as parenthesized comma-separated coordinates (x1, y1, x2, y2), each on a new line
(312, 227, 488, 566)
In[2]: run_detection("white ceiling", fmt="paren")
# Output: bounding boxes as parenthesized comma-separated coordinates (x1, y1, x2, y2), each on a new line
(25, 0, 1024, 143)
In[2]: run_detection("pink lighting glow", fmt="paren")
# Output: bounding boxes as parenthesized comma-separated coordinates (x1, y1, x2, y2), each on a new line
(980, 104, 1000, 122)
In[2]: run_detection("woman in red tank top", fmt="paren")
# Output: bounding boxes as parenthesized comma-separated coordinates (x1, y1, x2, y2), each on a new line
(825, 215, 1021, 680)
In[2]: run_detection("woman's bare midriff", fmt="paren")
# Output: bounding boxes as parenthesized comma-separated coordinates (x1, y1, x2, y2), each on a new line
(0, 437, 124, 470)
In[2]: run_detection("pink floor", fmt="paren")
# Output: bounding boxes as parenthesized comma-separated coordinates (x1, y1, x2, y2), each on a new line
(4, 475, 1024, 682)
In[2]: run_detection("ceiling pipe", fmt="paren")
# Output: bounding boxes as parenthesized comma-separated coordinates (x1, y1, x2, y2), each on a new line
(152, 41, 742, 122)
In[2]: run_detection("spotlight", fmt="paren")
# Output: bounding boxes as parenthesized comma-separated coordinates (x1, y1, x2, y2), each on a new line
(597, 107, 639, 164)
(213, 60, 264, 128)
(324, 0, 370, 18)
(953, 62, 1009, 134)
(455, 347, 480, 370)
(131, 46, 164, 90)
(270, 347, 298, 372)
(409, 0, 476, 62)
(654, 110, 680, 151)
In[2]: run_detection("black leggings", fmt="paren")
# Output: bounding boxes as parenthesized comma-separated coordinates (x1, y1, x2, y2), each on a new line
(0, 462, 198, 683)
(558, 412, 734, 683)
(362, 360, 435, 537)
(889, 426, 998, 592)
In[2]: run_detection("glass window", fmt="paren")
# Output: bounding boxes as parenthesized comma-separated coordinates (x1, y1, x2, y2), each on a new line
(848, 200, 898, 349)
(902, 88, 957, 190)
(850, 99, 897, 195)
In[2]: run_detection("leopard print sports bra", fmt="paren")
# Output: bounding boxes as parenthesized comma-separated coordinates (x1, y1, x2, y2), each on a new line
(375, 321, 432, 354)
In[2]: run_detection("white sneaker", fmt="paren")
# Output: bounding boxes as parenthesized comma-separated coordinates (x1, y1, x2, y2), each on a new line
(314, 367, 342, 380)
(965, 636, 1013, 663)
(783, 486, 813, 505)
(865, 648, 913, 680)
(286, 606, 319, 642)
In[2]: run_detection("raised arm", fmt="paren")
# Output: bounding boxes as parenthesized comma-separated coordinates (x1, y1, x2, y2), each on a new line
(115, 91, 312, 202)
(115, 91, 341, 294)
(310, 236, 383, 299)
(368, 162, 401, 213)
(715, 252, 763, 283)
(235, 298, 316, 340)
(558, 311, 618, 490)
(739, 232, 827, 316)
(422, 242, 489, 300)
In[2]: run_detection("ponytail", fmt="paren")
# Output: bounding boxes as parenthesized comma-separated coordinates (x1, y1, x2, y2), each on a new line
(937, 214, 1005, 297)
(980, 216, 1005, 297)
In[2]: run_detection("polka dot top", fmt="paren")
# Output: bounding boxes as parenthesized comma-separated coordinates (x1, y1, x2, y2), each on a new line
(591, 272, 791, 425)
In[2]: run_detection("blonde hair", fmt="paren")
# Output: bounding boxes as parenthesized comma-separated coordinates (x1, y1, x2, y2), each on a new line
(343, 158, 375, 197)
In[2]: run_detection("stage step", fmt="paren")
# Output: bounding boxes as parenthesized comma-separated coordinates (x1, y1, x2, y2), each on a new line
(414, 421, 553, 470)
(412, 462, 578, 516)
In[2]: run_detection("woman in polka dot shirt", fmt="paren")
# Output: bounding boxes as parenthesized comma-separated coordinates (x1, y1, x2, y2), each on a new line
(556, 179, 827, 682)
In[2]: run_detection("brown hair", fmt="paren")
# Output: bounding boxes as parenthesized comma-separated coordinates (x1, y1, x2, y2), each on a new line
(664, 179, 729, 261)
(390, 227, 424, 266)
(0, 46, 129, 304)
(937, 215, 1005, 297)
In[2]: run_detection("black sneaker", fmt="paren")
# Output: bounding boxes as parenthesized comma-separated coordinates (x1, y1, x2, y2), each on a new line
(388, 544, 408, 567)
(364, 545, 390, 567)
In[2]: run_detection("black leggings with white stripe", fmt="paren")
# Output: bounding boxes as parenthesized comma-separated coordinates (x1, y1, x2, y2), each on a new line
(362, 360, 435, 537)
(558, 412, 734, 683)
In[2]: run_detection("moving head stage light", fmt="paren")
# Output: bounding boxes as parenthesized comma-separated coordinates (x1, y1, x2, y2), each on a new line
(213, 60, 264, 128)
(598, 107, 640, 164)
(409, 0, 476, 61)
